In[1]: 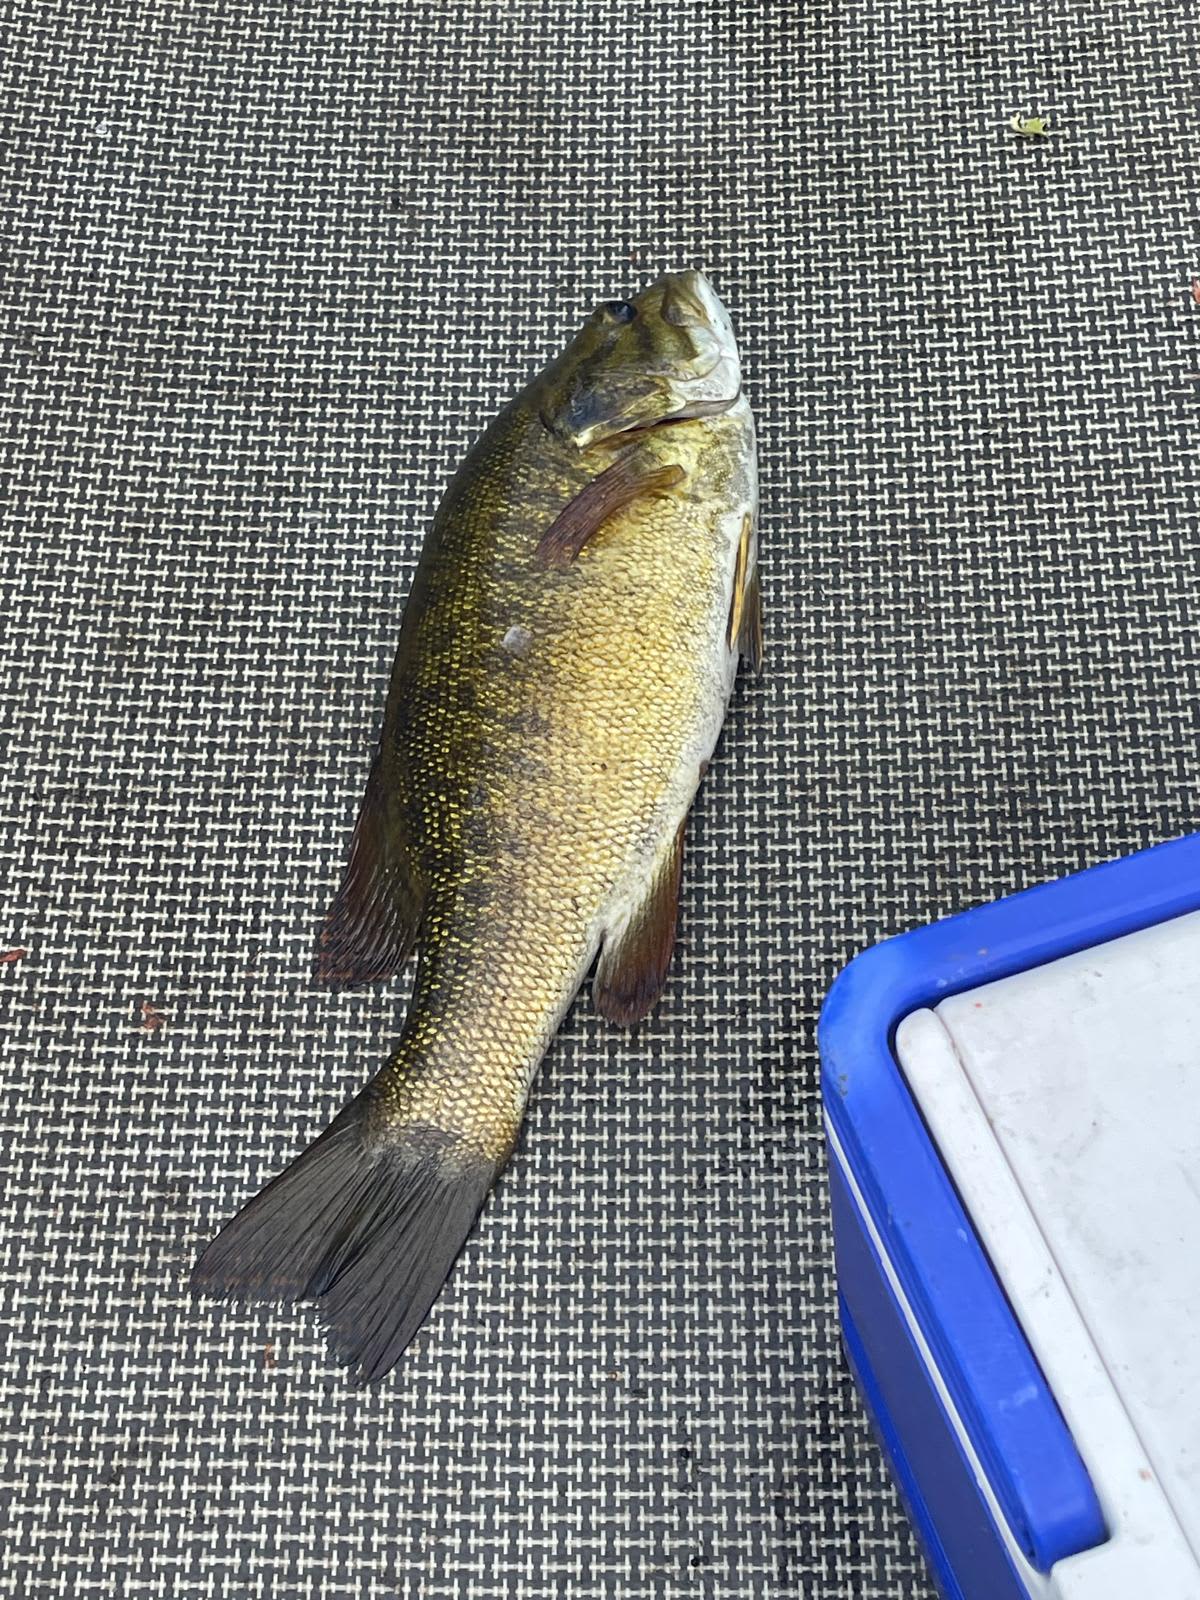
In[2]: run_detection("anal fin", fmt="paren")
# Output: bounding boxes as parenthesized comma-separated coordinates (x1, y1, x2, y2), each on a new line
(316, 751, 424, 986)
(593, 819, 685, 1026)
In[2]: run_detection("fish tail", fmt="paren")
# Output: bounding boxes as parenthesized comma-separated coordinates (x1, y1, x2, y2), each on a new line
(191, 1072, 501, 1384)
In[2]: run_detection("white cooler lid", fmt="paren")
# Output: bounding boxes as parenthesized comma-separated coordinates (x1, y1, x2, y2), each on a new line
(897, 908, 1200, 1596)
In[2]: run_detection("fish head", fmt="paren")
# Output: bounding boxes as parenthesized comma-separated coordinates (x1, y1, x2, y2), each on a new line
(542, 269, 743, 450)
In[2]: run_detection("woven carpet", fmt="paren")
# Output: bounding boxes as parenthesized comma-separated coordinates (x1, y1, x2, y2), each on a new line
(3, 1, 1198, 1595)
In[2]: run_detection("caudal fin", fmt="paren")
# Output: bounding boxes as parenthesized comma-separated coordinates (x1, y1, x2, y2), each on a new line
(191, 1096, 498, 1384)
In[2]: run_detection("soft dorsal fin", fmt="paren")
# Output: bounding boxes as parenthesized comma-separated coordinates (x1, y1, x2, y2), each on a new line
(727, 512, 763, 671)
(315, 752, 424, 987)
(536, 455, 685, 568)
(593, 819, 686, 1026)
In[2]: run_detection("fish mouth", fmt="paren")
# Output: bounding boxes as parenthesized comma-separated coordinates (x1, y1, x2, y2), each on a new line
(648, 270, 743, 424)
(657, 388, 743, 423)
(655, 267, 740, 364)
(594, 386, 743, 448)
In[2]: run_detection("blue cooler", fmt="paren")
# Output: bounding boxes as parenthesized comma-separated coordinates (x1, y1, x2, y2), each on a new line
(819, 834, 1200, 1600)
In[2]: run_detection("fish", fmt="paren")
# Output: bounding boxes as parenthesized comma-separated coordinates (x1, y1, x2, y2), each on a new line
(192, 268, 761, 1383)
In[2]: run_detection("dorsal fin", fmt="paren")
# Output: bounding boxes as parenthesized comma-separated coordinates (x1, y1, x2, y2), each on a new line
(315, 752, 424, 987)
(535, 455, 684, 568)
(593, 819, 685, 1026)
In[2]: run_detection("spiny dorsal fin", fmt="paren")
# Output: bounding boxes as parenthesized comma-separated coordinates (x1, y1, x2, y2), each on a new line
(727, 512, 763, 672)
(593, 819, 685, 1026)
(316, 751, 424, 986)
(535, 455, 685, 568)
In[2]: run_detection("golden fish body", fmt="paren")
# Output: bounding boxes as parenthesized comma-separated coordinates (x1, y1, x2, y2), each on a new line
(194, 270, 760, 1380)
(380, 394, 756, 1156)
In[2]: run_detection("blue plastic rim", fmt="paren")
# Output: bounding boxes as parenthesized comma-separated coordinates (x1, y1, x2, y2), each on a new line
(819, 831, 1200, 1574)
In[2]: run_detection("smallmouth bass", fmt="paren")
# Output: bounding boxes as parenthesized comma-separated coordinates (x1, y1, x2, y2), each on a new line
(193, 269, 760, 1382)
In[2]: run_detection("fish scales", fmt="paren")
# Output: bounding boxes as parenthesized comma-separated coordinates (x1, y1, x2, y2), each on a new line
(193, 270, 760, 1382)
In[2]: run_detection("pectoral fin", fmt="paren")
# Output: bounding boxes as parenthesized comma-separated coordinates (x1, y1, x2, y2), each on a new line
(536, 456, 684, 568)
(593, 820, 685, 1026)
(727, 513, 763, 672)
(316, 752, 424, 986)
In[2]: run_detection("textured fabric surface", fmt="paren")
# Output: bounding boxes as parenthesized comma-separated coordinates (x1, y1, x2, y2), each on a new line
(3, 2, 1198, 1596)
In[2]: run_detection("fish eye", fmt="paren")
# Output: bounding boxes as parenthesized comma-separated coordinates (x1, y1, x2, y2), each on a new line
(598, 299, 637, 324)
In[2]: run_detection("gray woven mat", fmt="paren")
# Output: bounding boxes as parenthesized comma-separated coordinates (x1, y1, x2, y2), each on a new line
(4, 2, 1198, 1596)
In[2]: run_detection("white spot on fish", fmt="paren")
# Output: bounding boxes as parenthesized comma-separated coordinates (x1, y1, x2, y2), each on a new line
(502, 625, 533, 657)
